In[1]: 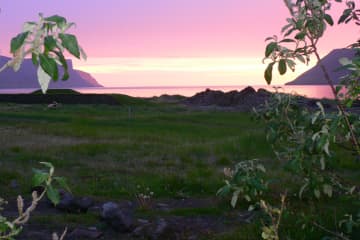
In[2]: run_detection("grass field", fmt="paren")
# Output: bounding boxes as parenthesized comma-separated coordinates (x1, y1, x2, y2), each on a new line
(0, 97, 359, 239)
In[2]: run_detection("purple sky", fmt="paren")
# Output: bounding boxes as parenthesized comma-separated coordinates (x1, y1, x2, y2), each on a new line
(0, 1, 359, 86)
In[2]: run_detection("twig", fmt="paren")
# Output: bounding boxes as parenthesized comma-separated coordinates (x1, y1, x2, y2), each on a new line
(312, 44, 360, 156)
(313, 221, 350, 240)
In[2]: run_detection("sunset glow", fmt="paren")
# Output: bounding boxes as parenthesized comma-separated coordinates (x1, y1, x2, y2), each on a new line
(74, 57, 317, 86)
(0, 0, 358, 87)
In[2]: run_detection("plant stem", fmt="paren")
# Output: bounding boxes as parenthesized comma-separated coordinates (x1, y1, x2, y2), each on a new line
(311, 42, 360, 156)
(313, 221, 350, 240)
(0, 61, 9, 73)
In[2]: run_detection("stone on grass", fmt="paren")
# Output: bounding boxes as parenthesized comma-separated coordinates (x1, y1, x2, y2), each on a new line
(68, 228, 103, 239)
(101, 202, 134, 232)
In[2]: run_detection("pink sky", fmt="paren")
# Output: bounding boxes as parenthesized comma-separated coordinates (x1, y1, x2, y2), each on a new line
(0, 1, 359, 87)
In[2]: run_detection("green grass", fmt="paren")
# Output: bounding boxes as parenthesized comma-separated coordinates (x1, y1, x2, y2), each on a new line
(0, 101, 359, 239)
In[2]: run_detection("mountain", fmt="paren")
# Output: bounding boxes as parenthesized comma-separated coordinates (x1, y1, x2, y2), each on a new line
(286, 48, 357, 85)
(0, 56, 102, 88)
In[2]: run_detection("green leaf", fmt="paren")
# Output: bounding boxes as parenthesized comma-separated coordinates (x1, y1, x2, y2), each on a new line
(40, 162, 54, 169)
(286, 59, 296, 71)
(216, 184, 231, 196)
(10, 32, 29, 54)
(323, 140, 330, 156)
(37, 66, 51, 94)
(79, 46, 87, 61)
(39, 54, 58, 80)
(320, 156, 326, 170)
(51, 50, 69, 80)
(44, 36, 57, 51)
(54, 177, 71, 193)
(46, 185, 60, 205)
(299, 182, 309, 199)
(314, 189, 321, 199)
(31, 53, 38, 66)
(264, 62, 275, 84)
(256, 164, 266, 173)
(338, 9, 352, 24)
(284, 28, 296, 37)
(59, 33, 80, 58)
(295, 32, 306, 40)
(323, 184, 333, 197)
(339, 57, 352, 66)
(265, 42, 278, 58)
(295, 54, 306, 64)
(324, 14, 334, 26)
(32, 171, 49, 187)
(296, 19, 304, 30)
(278, 59, 287, 75)
(231, 191, 240, 208)
(279, 38, 296, 43)
(45, 15, 67, 26)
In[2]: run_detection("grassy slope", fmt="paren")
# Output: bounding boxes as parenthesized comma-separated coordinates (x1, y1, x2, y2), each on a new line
(0, 100, 358, 239)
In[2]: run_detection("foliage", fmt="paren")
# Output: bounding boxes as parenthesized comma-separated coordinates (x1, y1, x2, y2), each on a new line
(32, 162, 70, 205)
(263, 0, 360, 155)
(217, 159, 268, 208)
(260, 193, 287, 240)
(0, 162, 67, 240)
(0, 13, 86, 93)
(255, 93, 357, 199)
(263, 0, 360, 84)
(337, 49, 360, 108)
(258, 0, 360, 239)
(0, 12, 81, 240)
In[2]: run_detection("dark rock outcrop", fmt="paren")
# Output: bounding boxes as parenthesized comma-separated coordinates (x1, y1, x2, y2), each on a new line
(183, 86, 271, 110)
(286, 48, 357, 85)
(0, 55, 102, 88)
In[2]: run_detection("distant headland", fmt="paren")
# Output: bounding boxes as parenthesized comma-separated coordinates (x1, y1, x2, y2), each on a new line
(286, 48, 357, 85)
(0, 56, 102, 88)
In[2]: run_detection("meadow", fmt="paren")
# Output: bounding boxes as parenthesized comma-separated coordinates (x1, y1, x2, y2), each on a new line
(0, 95, 359, 239)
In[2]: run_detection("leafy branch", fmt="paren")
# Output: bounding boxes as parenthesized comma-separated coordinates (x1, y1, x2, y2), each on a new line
(0, 162, 69, 240)
(0, 13, 86, 93)
(263, 0, 360, 156)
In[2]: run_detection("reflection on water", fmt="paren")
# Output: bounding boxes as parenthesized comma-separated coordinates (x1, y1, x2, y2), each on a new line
(0, 85, 335, 99)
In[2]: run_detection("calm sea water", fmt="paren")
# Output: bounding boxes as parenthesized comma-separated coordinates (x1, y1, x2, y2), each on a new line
(0, 85, 335, 99)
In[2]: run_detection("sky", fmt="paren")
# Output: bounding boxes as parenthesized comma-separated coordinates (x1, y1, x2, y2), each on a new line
(0, 0, 359, 87)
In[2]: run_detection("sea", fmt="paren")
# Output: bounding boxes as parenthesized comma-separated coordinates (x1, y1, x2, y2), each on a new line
(0, 85, 336, 99)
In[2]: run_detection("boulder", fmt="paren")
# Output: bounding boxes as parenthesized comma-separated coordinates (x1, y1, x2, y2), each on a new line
(101, 202, 134, 232)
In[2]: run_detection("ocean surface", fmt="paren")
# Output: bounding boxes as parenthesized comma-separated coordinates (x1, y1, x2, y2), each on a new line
(0, 85, 335, 99)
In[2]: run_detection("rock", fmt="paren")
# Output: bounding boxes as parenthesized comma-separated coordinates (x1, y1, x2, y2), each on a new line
(21, 231, 50, 240)
(131, 218, 171, 240)
(101, 202, 134, 232)
(156, 203, 171, 211)
(55, 191, 94, 213)
(184, 86, 268, 110)
(132, 222, 152, 238)
(10, 180, 18, 189)
(137, 218, 150, 225)
(68, 228, 103, 239)
(239, 86, 256, 96)
(75, 197, 94, 213)
(257, 88, 272, 97)
(152, 218, 169, 239)
(101, 202, 119, 218)
(56, 191, 76, 212)
(88, 205, 101, 215)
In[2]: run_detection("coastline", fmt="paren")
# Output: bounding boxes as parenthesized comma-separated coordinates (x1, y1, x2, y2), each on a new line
(0, 85, 336, 99)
